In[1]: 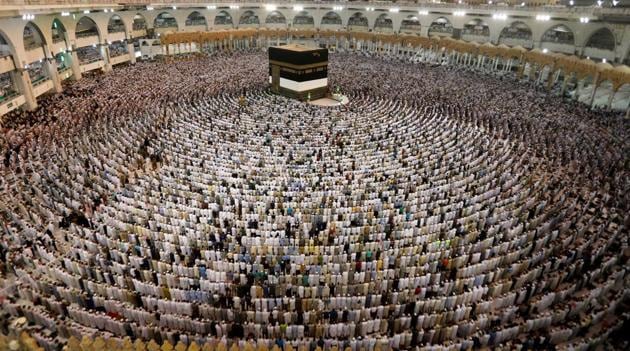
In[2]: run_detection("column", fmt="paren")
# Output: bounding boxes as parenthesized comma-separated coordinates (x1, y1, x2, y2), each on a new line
(588, 74, 600, 108)
(11, 69, 37, 111)
(68, 48, 82, 81)
(100, 44, 112, 72)
(127, 42, 136, 64)
(44, 57, 62, 93)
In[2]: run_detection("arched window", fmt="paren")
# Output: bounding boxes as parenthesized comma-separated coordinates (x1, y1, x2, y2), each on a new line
(463, 19, 489, 37)
(215, 11, 233, 26)
(374, 14, 393, 33)
(154, 12, 178, 29)
(321, 12, 342, 26)
(293, 11, 314, 27)
(266, 11, 286, 25)
(499, 21, 533, 48)
(428, 17, 453, 37)
(133, 14, 147, 31)
(585, 28, 615, 51)
(23, 22, 46, 51)
(400, 16, 421, 34)
(348, 12, 368, 30)
(239, 11, 260, 27)
(75, 16, 99, 39)
(107, 15, 126, 33)
(186, 11, 207, 27)
(541, 25, 574, 46)
(52, 19, 67, 44)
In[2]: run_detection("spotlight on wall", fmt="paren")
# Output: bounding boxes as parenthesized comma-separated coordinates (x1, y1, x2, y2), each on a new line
(333, 6, 343, 11)
(229, 5, 240, 10)
(22, 14, 35, 20)
(579, 17, 589, 23)
(61, 11, 70, 16)
(265, 4, 277, 11)
(389, 8, 400, 13)
(418, 10, 429, 15)
(542, 48, 548, 53)
(207, 5, 217, 10)
(492, 13, 507, 20)
(453, 11, 466, 17)
(535, 14, 550, 21)
(83, 10, 90, 14)
(602, 58, 607, 63)
(365, 7, 375, 12)
(172, 6, 177, 10)
(569, 0, 574, 4)
(146, 6, 154, 11)
(293, 5, 304, 12)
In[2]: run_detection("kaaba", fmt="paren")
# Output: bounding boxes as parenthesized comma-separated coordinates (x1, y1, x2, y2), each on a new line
(269, 44, 328, 101)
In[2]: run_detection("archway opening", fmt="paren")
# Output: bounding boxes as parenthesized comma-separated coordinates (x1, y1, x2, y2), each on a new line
(154, 12, 178, 29)
(186, 11, 207, 27)
(611, 83, 630, 111)
(463, 19, 489, 39)
(23, 22, 46, 51)
(541, 25, 574, 45)
(400, 15, 421, 35)
(499, 21, 533, 48)
(76, 16, 99, 39)
(374, 13, 393, 33)
(265, 11, 286, 25)
(293, 11, 314, 28)
(133, 14, 147, 31)
(108, 15, 126, 33)
(428, 17, 453, 37)
(215, 11, 233, 27)
(52, 19, 67, 44)
(239, 11, 260, 28)
(348, 12, 368, 31)
(321, 11, 342, 26)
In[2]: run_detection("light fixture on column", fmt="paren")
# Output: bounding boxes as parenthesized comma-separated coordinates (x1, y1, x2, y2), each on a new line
(265, 4, 277, 11)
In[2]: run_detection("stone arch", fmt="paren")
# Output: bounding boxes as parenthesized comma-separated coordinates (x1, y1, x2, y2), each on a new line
(541, 24, 574, 46)
(107, 14, 126, 34)
(23, 21, 47, 51)
(611, 83, 630, 111)
(132, 14, 147, 31)
(186, 11, 207, 27)
(0, 29, 17, 59)
(51, 18, 67, 44)
(463, 18, 489, 38)
(585, 27, 615, 52)
(498, 21, 533, 48)
(428, 17, 453, 37)
(348, 12, 368, 31)
(75, 16, 100, 40)
(214, 11, 233, 27)
(321, 11, 342, 26)
(265, 11, 286, 25)
(293, 11, 314, 28)
(154, 12, 178, 29)
(238, 11, 260, 28)
(400, 15, 421, 35)
(374, 13, 393, 33)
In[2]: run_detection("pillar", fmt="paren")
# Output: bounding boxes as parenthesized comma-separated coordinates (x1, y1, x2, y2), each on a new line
(11, 69, 37, 111)
(44, 58, 62, 93)
(100, 44, 112, 72)
(588, 74, 600, 108)
(606, 90, 614, 109)
(127, 43, 136, 64)
(68, 48, 82, 81)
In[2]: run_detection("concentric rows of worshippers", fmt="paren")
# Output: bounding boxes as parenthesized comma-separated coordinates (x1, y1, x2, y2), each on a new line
(0, 48, 628, 351)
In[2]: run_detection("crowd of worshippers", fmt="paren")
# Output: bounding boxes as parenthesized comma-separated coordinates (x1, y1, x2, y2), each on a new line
(0, 48, 629, 351)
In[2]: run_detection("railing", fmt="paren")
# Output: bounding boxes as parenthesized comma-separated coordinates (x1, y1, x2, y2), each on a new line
(76, 31, 99, 39)
(0, 90, 19, 104)
(30, 76, 49, 87)
(78, 56, 102, 65)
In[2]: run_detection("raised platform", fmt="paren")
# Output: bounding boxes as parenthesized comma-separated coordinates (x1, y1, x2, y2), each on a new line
(308, 95, 349, 107)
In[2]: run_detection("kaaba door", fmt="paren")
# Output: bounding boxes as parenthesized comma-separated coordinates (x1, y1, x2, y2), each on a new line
(271, 65, 280, 93)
